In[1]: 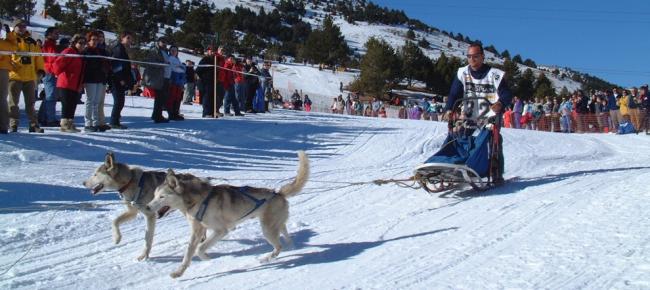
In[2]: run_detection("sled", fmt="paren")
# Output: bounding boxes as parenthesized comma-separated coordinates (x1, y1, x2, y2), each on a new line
(414, 97, 503, 193)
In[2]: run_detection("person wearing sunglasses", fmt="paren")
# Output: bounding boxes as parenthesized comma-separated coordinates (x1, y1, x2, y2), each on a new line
(444, 43, 513, 184)
(7, 19, 45, 133)
(52, 34, 86, 133)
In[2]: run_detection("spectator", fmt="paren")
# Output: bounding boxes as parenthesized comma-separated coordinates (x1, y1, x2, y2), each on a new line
(627, 88, 641, 132)
(353, 99, 363, 116)
(605, 89, 620, 131)
(248, 63, 261, 112)
(335, 95, 345, 113)
(82, 31, 110, 132)
(618, 89, 630, 125)
(574, 90, 589, 132)
(166, 45, 186, 121)
(363, 103, 373, 117)
(38, 27, 60, 127)
(253, 77, 266, 113)
(108, 31, 134, 129)
(378, 106, 387, 118)
(398, 105, 407, 119)
(244, 58, 259, 113)
(559, 97, 572, 133)
(0, 26, 15, 134)
(408, 104, 422, 120)
(233, 58, 246, 114)
(196, 47, 217, 117)
(222, 55, 242, 116)
(598, 97, 610, 132)
(503, 106, 513, 128)
(303, 95, 312, 112)
(344, 94, 352, 115)
(183, 60, 196, 105)
(142, 37, 170, 123)
(521, 100, 533, 129)
(640, 85, 649, 133)
(371, 98, 382, 117)
(259, 61, 273, 112)
(8, 19, 44, 133)
(512, 96, 523, 129)
(53, 34, 85, 133)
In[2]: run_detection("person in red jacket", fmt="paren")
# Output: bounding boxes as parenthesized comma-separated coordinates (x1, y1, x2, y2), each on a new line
(37, 27, 60, 127)
(53, 34, 86, 133)
(222, 55, 242, 116)
(233, 58, 246, 114)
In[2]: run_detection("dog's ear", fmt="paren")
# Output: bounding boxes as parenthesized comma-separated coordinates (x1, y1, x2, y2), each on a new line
(105, 152, 115, 170)
(165, 168, 179, 189)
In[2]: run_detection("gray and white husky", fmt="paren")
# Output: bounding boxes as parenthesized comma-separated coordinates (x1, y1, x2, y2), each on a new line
(83, 152, 196, 261)
(147, 151, 309, 278)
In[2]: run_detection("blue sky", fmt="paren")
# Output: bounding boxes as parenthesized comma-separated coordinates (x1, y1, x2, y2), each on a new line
(372, 0, 650, 88)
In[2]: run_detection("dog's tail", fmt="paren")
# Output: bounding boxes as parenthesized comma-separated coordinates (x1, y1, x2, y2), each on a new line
(278, 151, 309, 198)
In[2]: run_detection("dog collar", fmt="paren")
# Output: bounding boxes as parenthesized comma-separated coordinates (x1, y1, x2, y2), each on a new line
(118, 174, 135, 194)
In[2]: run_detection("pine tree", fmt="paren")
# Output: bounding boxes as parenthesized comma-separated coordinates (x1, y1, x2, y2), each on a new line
(516, 68, 535, 100)
(523, 58, 537, 68)
(417, 37, 429, 49)
(500, 57, 519, 87)
(533, 72, 556, 98)
(300, 15, 348, 66)
(406, 29, 416, 40)
(350, 37, 401, 99)
(1, 0, 36, 22)
(400, 41, 429, 87)
(109, 0, 138, 38)
(501, 49, 510, 60)
(174, 4, 213, 49)
(57, 0, 89, 35)
(90, 6, 111, 31)
(512, 54, 523, 64)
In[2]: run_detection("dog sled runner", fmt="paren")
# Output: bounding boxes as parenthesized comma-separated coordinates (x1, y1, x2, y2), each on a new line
(414, 97, 503, 193)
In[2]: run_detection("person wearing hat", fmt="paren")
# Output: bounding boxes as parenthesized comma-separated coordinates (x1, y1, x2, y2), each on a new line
(7, 19, 45, 133)
(0, 22, 16, 134)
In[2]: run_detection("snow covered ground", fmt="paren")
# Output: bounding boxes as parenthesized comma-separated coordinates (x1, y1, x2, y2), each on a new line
(1, 89, 650, 289)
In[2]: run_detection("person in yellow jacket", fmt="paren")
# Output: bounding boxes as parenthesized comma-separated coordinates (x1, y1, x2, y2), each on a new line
(0, 23, 15, 134)
(7, 19, 45, 133)
(617, 89, 631, 129)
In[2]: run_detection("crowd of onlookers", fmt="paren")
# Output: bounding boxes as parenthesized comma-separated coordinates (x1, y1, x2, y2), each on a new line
(288, 86, 650, 135)
(502, 87, 650, 134)
(1, 20, 647, 136)
(0, 21, 274, 134)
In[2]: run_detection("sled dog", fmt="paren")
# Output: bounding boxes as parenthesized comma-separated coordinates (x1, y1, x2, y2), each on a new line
(147, 151, 309, 278)
(83, 152, 195, 261)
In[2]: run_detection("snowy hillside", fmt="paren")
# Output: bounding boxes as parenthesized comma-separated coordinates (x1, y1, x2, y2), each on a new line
(1, 88, 650, 289)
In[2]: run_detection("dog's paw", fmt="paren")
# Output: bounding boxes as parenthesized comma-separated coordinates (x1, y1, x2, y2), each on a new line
(137, 253, 149, 261)
(259, 254, 276, 264)
(113, 234, 122, 245)
(170, 270, 184, 279)
(197, 252, 210, 261)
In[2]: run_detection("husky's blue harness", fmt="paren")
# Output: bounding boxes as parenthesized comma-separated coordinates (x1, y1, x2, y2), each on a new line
(195, 186, 278, 222)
